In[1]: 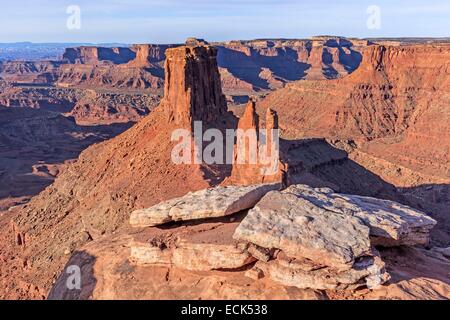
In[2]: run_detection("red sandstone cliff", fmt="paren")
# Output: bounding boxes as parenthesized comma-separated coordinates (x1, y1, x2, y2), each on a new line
(0, 37, 366, 94)
(57, 44, 173, 90)
(258, 44, 450, 246)
(258, 44, 450, 184)
(215, 37, 365, 93)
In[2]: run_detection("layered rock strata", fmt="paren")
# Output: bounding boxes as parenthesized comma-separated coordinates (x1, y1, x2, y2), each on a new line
(233, 184, 435, 290)
(130, 218, 255, 271)
(127, 184, 435, 292)
(130, 184, 279, 227)
(163, 45, 227, 127)
(225, 100, 284, 185)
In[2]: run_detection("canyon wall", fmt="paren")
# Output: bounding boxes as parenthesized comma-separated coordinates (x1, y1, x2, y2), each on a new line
(3, 41, 392, 298)
(0, 37, 368, 125)
(1, 37, 367, 94)
(258, 44, 450, 184)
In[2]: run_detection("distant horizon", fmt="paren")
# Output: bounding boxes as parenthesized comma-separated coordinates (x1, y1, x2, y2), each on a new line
(1, 35, 450, 46)
(1, 1, 450, 43)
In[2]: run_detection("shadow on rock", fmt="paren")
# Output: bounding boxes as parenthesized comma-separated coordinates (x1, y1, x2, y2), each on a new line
(47, 250, 97, 300)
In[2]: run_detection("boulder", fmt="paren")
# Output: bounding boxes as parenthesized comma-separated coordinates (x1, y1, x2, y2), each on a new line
(129, 217, 255, 271)
(171, 240, 255, 271)
(257, 250, 389, 290)
(282, 185, 437, 246)
(233, 184, 435, 290)
(234, 186, 373, 270)
(130, 184, 279, 227)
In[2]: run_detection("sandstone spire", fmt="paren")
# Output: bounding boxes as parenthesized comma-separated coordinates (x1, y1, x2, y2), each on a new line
(226, 101, 283, 186)
(238, 99, 259, 131)
(265, 108, 278, 130)
(163, 44, 227, 129)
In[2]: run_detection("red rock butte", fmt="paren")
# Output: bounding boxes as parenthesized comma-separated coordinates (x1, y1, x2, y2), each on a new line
(163, 45, 227, 127)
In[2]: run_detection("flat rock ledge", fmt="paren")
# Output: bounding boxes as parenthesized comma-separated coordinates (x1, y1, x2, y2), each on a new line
(129, 215, 256, 271)
(283, 185, 437, 246)
(130, 183, 279, 227)
(130, 240, 255, 271)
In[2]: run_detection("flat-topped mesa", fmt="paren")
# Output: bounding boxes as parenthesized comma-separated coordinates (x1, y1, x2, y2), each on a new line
(130, 184, 279, 227)
(163, 44, 227, 128)
(63, 46, 100, 64)
(185, 38, 209, 46)
(127, 44, 166, 67)
(62, 46, 135, 65)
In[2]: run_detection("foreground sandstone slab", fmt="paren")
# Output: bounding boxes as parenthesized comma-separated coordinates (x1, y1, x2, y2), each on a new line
(234, 185, 373, 270)
(282, 185, 437, 246)
(233, 184, 435, 290)
(131, 240, 255, 271)
(129, 218, 255, 271)
(234, 185, 436, 267)
(130, 184, 279, 227)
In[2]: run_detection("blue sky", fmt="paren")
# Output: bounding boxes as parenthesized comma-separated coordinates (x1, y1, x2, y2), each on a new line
(0, 0, 449, 43)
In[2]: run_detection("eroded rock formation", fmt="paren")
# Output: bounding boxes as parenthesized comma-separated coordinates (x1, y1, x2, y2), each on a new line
(130, 184, 279, 227)
(47, 183, 439, 297)
(163, 45, 227, 126)
(225, 100, 284, 185)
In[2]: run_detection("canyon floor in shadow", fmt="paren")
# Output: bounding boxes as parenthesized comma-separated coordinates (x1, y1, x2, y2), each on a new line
(0, 106, 133, 211)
